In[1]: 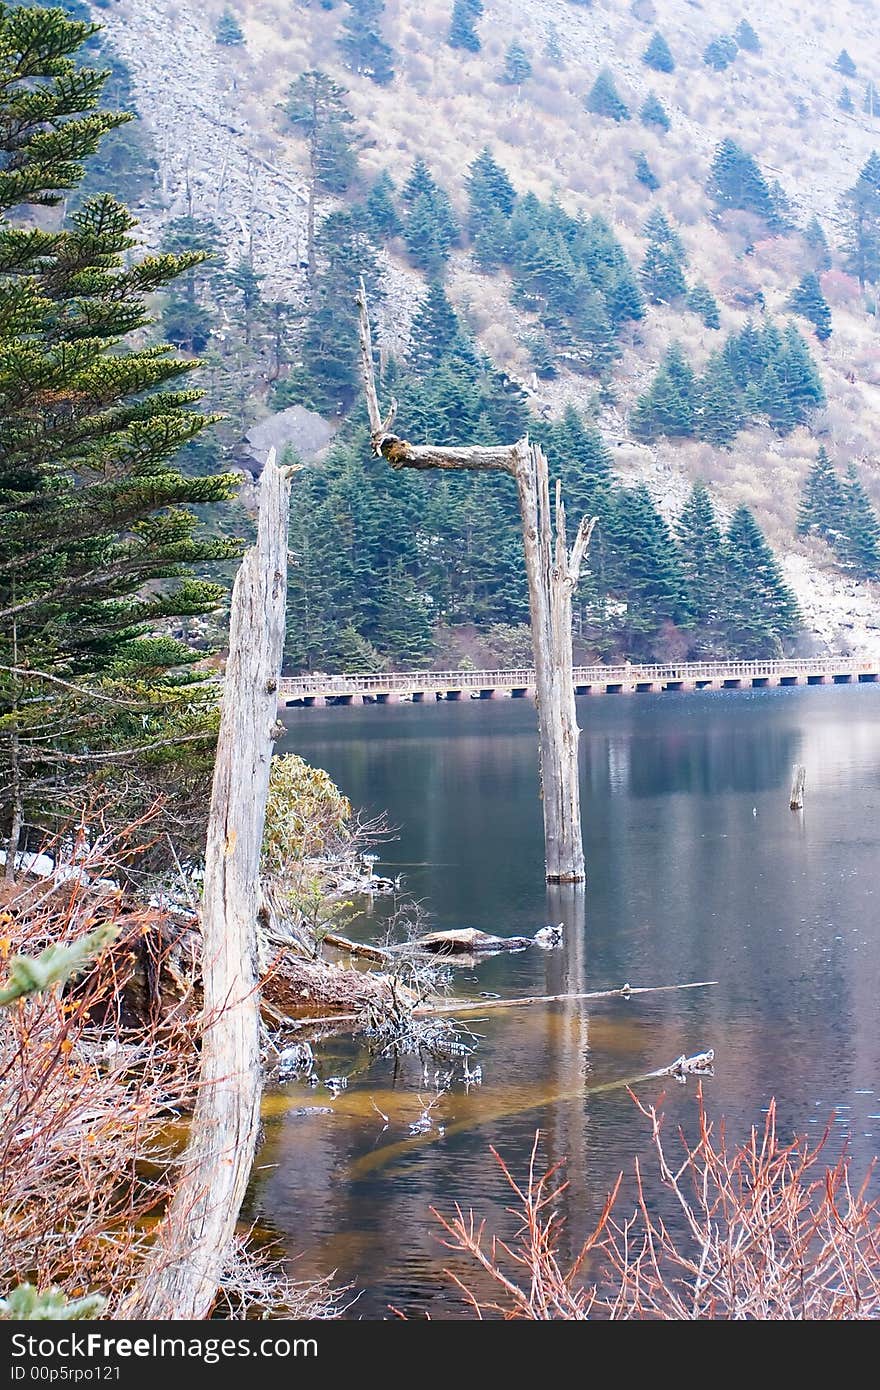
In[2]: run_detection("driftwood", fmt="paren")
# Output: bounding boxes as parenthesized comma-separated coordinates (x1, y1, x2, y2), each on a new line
(358, 282, 595, 884)
(409, 926, 561, 956)
(124, 452, 290, 1320)
(789, 763, 806, 811)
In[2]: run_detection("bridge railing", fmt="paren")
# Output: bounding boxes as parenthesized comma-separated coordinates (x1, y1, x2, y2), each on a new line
(277, 655, 878, 699)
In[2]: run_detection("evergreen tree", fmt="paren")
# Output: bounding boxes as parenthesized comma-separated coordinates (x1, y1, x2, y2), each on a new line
(527, 334, 556, 380)
(634, 152, 660, 190)
(284, 211, 379, 414)
(777, 321, 826, 419)
(448, 0, 481, 52)
(839, 466, 880, 577)
(401, 160, 459, 274)
(797, 447, 849, 548)
(708, 138, 782, 226)
(632, 343, 696, 438)
(0, 3, 238, 858)
(643, 31, 674, 73)
(545, 24, 564, 68)
(643, 208, 687, 264)
(229, 258, 264, 344)
(788, 272, 832, 341)
(601, 485, 690, 657)
(159, 215, 221, 353)
(501, 42, 531, 84)
(735, 19, 760, 53)
(695, 353, 744, 445)
(843, 151, 880, 286)
(338, 0, 395, 85)
(364, 170, 402, 240)
(686, 282, 721, 329)
(835, 49, 857, 77)
(543, 406, 612, 518)
(641, 239, 685, 301)
(215, 9, 244, 44)
(839, 86, 854, 114)
(803, 216, 832, 271)
(585, 69, 630, 122)
(703, 35, 738, 72)
(675, 483, 726, 651)
(722, 508, 800, 656)
(640, 92, 670, 130)
(466, 147, 516, 235)
(285, 70, 358, 196)
(408, 282, 476, 372)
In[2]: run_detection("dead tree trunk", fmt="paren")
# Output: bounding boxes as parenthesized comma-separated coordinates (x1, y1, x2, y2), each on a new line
(789, 763, 806, 811)
(357, 281, 594, 883)
(123, 451, 290, 1320)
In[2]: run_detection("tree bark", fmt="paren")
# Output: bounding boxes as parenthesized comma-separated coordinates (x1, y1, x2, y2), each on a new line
(357, 281, 593, 882)
(122, 451, 290, 1320)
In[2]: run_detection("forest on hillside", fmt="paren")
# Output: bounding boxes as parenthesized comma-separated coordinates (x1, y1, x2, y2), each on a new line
(73, 0, 880, 673)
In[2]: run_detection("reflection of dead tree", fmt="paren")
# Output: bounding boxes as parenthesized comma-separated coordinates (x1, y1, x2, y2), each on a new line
(357, 281, 595, 884)
(124, 452, 290, 1320)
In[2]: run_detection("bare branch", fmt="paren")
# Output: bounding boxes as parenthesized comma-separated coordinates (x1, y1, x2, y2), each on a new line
(568, 516, 598, 586)
(357, 275, 384, 436)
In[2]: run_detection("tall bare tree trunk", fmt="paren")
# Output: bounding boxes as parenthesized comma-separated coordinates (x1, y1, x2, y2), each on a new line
(5, 615, 22, 884)
(356, 282, 594, 883)
(123, 452, 290, 1320)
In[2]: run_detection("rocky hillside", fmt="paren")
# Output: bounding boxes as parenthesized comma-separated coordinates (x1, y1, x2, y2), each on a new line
(96, 0, 880, 654)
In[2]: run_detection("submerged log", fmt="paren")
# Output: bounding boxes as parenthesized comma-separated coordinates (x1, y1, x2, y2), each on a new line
(124, 452, 290, 1320)
(412, 925, 563, 956)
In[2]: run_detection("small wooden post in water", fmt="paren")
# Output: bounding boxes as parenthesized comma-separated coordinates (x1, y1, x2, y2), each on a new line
(789, 763, 806, 811)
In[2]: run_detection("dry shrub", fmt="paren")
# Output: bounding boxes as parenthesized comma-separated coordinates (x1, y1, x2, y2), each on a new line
(0, 820, 339, 1319)
(437, 1090, 880, 1320)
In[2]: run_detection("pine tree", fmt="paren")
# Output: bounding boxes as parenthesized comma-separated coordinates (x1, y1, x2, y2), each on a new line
(843, 151, 880, 286)
(229, 258, 263, 344)
(0, 3, 238, 859)
(788, 272, 832, 341)
(675, 483, 726, 650)
(501, 42, 531, 85)
(215, 9, 244, 44)
(401, 161, 459, 274)
(839, 86, 854, 113)
(466, 148, 516, 235)
(632, 343, 696, 438)
(686, 282, 721, 329)
(835, 49, 857, 77)
(601, 485, 690, 657)
(777, 321, 826, 420)
(641, 239, 685, 301)
(804, 216, 832, 272)
(640, 92, 670, 130)
(704, 35, 739, 71)
(527, 334, 556, 380)
(408, 282, 476, 372)
(285, 70, 358, 196)
(585, 69, 630, 122)
(735, 19, 760, 53)
(643, 208, 687, 264)
(545, 24, 564, 68)
(544, 406, 612, 518)
(159, 215, 221, 353)
(797, 447, 849, 547)
(708, 138, 782, 226)
(364, 170, 402, 240)
(695, 353, 744, 445)
(722, 508, 800, 656)
(634, 152, 660, 190)
(338, 0, 395, 85)
(839, 466, 880, 577)
(448, 0, 481, 52)
(643, 31, 674, 73)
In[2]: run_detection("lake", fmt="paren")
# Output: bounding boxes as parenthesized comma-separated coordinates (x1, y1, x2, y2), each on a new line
(249, 685, 880, 1316)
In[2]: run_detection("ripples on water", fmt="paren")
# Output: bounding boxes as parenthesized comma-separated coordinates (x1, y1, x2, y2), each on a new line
(247, 686, 880, 1316)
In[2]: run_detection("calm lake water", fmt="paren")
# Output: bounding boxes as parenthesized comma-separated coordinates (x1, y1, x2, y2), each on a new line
(249, 686, 880, 1316)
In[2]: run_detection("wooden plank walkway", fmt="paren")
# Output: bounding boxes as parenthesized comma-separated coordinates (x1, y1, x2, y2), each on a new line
(278, 656, 880, 706)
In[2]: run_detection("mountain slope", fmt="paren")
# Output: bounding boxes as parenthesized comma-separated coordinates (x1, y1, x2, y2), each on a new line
(97, 0, 880, 655)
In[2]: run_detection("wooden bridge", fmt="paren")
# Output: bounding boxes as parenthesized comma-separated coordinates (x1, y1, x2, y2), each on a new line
(278, 656, 880, 706)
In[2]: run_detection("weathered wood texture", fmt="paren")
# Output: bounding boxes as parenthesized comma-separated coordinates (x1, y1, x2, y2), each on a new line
(357, 281, 593, 883)
(789, 763, 806, 811)
(123, 452, 290, 1320)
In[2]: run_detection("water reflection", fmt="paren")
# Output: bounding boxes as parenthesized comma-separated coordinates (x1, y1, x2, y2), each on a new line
(252, 687, 880, 1315)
